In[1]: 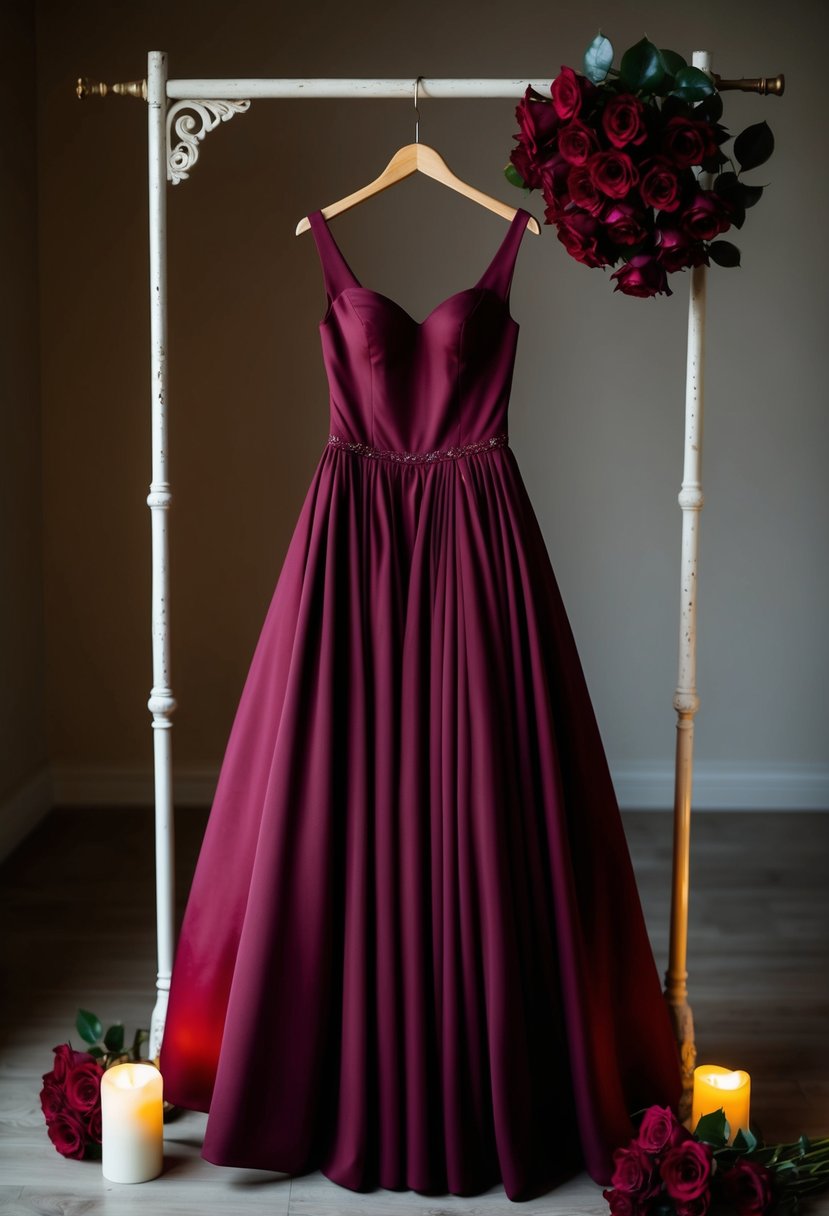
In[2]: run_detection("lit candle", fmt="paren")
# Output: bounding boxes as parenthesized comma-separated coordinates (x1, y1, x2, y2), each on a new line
(101, 1063, 163, 1183)
(691, 1064, 751, 1143)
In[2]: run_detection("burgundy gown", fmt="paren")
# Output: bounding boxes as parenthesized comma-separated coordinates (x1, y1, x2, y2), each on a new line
(159, 205, 682, 1201)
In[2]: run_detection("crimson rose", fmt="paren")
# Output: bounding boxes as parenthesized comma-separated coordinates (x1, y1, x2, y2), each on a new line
(602, 1187, 646, 1216)
(602, 93, 647, 148)
(611, 254, 672, 298)
(639, 157, 682, 212)
(551, 64, 593, 120)
(636, 1104, 690, 1155)
(66, 1057, 105, 1112)
(660, 1140, 714, 1203)
(558, 119, 599, 166)
(721, 1159, 775, 1215)
(655, 220, 709, 272)
(46, 1111, 86, 1160)
(539, 153, 574, 210)
(675, 1196, 712, 1216)
(604, 202, 649, 246)
(611, 1142, 661, 1199)
(662, 116, 720, 168)
(588, 150, 639, 199)
(554, 211, 613, 268)
(680, 189, 733, 241)
(514, 86, 561, 159)
(567, 164, 604, 216)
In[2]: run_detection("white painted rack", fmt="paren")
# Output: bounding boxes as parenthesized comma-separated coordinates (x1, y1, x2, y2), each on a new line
(114, 54, 766, 1105)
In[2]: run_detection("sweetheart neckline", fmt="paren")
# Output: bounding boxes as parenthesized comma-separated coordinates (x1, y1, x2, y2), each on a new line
(314, 206, 529, 329)
(318, 284, 519, 330)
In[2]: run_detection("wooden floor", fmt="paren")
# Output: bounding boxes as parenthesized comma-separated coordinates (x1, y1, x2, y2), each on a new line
(1, 808, 827, 1215)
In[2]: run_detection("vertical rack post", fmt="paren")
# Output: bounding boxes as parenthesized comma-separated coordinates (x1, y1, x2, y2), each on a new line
(664, 48, 711, 1117)
(146, 49, 177, 1059)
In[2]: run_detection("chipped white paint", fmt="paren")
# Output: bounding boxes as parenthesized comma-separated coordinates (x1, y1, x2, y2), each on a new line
(665, 49, 712, 1111)
(147, 50, 176, 1059)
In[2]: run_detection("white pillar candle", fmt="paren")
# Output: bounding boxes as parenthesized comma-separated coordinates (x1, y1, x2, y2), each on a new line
(101, 1063, 164, 1183)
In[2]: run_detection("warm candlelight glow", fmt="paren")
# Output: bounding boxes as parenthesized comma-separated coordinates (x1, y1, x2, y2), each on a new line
(691, 1064, 751, 1143)
(101, 1063, 163, 1183)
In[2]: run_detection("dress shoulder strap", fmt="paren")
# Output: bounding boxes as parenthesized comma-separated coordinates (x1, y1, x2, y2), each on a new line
(476, 208, 532, 300)
(308, 209, 361, 302)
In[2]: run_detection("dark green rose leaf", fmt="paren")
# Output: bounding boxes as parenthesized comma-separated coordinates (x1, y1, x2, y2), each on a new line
(714, 170, 740, 195)
(504, 162, 526, 190)
(733, 1127, 758, 1153)
(697, 90, 724, 122)
(671, 65, 716, 102)
(76, 1008, 103, 1045)
(584, 32, 614, 83)
(734, 121, 774, 171)
(620, 37, 665, 93)
(651, 1201, 677, 1216)
(131, 1027, 150, 1060)
(104, 1023, 125, 1053)
(741, 182, 764, 208)
(693, 1108, 729, 1147)
(659, 48, 687, 76)
(86, 1045, 105, 1059)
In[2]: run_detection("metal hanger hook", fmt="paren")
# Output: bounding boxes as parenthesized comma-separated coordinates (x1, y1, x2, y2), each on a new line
(413, 76, 422, 143)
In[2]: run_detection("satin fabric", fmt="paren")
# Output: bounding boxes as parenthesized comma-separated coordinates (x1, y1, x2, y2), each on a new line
(159, 206, 681, 1201)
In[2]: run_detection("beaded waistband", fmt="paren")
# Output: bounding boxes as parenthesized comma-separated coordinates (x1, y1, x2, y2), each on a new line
(327, 431, 509, 465)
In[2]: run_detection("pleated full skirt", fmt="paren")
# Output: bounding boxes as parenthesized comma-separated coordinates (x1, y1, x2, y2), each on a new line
(159, 440, 681, 1201)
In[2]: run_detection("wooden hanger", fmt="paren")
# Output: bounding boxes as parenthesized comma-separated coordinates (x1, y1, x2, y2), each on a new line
(295, 77, 541, 236)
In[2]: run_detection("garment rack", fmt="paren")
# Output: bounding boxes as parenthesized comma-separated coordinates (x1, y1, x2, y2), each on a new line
(75, 55, 783, 1110)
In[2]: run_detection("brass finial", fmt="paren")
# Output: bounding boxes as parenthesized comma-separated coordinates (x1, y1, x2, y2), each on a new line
(712, 73, 785, 96)
(76, 76, 147, 101)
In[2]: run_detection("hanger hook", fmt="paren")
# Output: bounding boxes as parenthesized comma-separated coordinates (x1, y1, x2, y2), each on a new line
(413, 75, 422, 144)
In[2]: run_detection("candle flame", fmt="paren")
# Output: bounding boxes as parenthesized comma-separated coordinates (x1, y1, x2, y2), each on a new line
(704, 1070, 747, 1091)
(107, 1063, 160, 1090)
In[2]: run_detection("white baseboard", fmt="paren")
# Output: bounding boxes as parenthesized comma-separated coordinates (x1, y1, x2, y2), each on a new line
(0, 767, 54, 863)
(612, 761, 829, 811)
(50, 761, 829, 814)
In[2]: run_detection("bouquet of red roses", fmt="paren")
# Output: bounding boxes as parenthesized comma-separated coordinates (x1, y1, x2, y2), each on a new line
(506, 34, 773, 298)
(40, 1043, 105, 1160)
(604, 1104, 829, 1215)
(39, 1009, 150, 1161)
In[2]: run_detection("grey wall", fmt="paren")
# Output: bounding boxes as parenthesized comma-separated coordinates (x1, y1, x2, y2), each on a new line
(26, 0, 829, 812)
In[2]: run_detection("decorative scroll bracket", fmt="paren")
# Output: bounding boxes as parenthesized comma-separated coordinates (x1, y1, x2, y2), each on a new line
(166, 98, 251, 184)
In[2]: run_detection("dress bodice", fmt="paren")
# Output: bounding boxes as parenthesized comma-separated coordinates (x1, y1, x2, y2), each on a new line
(308, 207, 532, 460)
